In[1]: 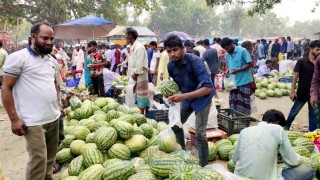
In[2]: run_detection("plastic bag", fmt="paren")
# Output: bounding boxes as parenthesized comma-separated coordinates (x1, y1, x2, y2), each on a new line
(205, 164, 242, 180)
(168, 102, 183, 128)
(70, 96, 82, 110)
(250, 94, 257, 114)
(224, 74, 237, 90)
(125, 78, 136, 108)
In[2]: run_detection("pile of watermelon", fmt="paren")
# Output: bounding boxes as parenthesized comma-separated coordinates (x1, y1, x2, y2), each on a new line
(58, 97, 225, 179)
(159, 79, 180, 97)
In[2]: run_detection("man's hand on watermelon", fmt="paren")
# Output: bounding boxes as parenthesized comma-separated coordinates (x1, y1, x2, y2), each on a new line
(11, 118, 27, 136)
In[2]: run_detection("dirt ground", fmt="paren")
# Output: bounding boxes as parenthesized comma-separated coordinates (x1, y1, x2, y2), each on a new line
(0, 91, 310, 180)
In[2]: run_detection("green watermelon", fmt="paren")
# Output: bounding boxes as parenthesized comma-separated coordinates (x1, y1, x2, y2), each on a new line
(55, 148, 75, 165)
(61, 134, 76, 148)
(133, 114, 147, 126)
(94, 120, 109, 131)
(169, 163, 200, 180)
(114, 121, 134, 139)
(108, 143, 131, 160)
(91, 105, 101, 112)
(86, 133, 95, 143)
(74, 126, 90, 140)
(80, 143, 98, 154)
(90, 114, 107, 122)
(229, 134, 239, 145)
(139, 146, 161, 162)
(68, 119, 79, 126)
(131, 157, 145, 169)
(157, 122, 169, 132)
(286, 131, 303, 143)
(68, 155, 85, 176)
(129, 107, 142, 114)
(208, 142, 218, 161)
(124, 135, 149, 153)
(106, 110, 119, 122)
(78, 164, 105, 180)
(118, 114, 135, 125)
(140, 123, 154, 139)
(94, 98, 109, 108)
(133, 124, 144, 135)
(78, 119, 95, 132)
(64, 126, 75, 135)
(102, 102, 120, 112)
(117, 104, 130, 114)
(215, 139, 232, 149)
(149, 155, 181, 177)
(82, 146, 104, 168)
(94, 127, 117, 150)
(67, 111, 75, 120)
(293, 146, 310, 157)
(299, 156, 317, 171)
(159, 79, 179, 96)
(218, 144, 234, 160)
(147, 119, 158, 129)
(227, 159, 236, 173)
(93, 111, 107, 116)
(102, 160, 136, 180)
(136, 164, 152, 173)
(157, 130, 177, 153)
(103, 159, 123, 168)
(172, 150, 199, 164)
(229, 149, 235, 160)
(70, 140, 86, 155)
(80, 100, 94, 118)
(191, 167, 224, 180)
(128, 172, 156, 180)
(293, 137, 314, 152)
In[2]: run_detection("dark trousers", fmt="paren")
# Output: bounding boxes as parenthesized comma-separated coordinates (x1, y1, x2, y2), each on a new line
(112, 64, 121, 75)
(92, 75, 105, 96)
(172, 105, 210, 167)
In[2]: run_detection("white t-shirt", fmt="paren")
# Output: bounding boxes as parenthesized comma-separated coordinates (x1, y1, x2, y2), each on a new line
(150, 50, 161, 72)
(104, 49, 112, 62)
(103, 68, 119, 93)
(3, 48, 61, 126)
(256, 58, 266, 67)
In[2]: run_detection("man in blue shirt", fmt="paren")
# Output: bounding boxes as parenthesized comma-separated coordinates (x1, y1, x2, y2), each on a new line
(221, 38, 254, 115)
(164, 35, 214, 167)
(280, 37, 288, 54)
(258, 39, 266, 59)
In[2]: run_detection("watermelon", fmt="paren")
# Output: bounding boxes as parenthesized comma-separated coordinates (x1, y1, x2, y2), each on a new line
(108, 143, 131, 160)
(131, 157, 145, 169)
(102, 102, 120, 112)
(215, 139, 232, 149)
(60, 168, 70, 179)
(86, 133, 95, 143)
(90, 114, 107, 122)
(147, 119, 158, 129)
(74, 126, 90, 140)
(118, 114, 135, 125)
(229, 134, 239, 145)
(94, 121, 109, 131)
(68, 119, 79, 126)
(227, 159, 236, 173)
(133, 124, 145, 135)
(78, 164, 105, 180)
(74, 108, 82, 120)
(92, 105, 101, 112)
(68, 155, 85, 176)
(56, 148, 75, 165)
(64, 176, 78, 180)
(229, 149, 235, 160)
(106, 110, 119, 122)
(78, 119, 95, 132)
(159, 79, 179, 96)
(169, 163, 200, 180)
(208, 142, 218, 161)
(152, 128, 160, 137)
(82, 146, 104, 168)
(129, 107, 142, 114)
(133, 114, 147, 126)
(128, 172, 156, 180)
(136, 164, 152, 173)
(124, 135, 149, 153)
(109, 119, 119, 128)
(218, 144, 234, 160)
(191, 167, 224, 180)
(149, 155, 180, 177)
(94, 127, 117, 150)
(80, 100, 94, 118)
(93, 111, 107, 116)
(293, 146, 310, 157)
(140, 123, 154, 139)
(149, 136, 158, 146)
(172, 150, 199, 164)
(94, 98, 109, 108)
(67, 111, 75, 120)
(293, 137, 314, 152)
(114, 121, 134, 139)
(139, 146, 161, 162)
(117, 104, 130, 114)
(157, 122, 169, 132)
(300, 156, 317, 171)
(103, 159, 123, 168)
(157, 130, 177, 153)
(61, 135, 76, 148)
(102, 160, 136, 180)
(70, 140, 86, 155)
(64, 126, 75, 135)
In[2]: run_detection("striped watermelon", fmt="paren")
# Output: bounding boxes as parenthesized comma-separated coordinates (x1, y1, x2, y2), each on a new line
(86, 133, 95, 143)
(133, 114, 147, 126)
(136, 164, 152, 173)
(128, 172, 156, 180)
(159, 79, 179, 96)
(208, 142, 218, 161)
(70, 140, 86, 155)
(90, 114, 107, 122)
(286, 131, 303, 143)
(80, 100, 94, 118)
(114, 121, 134, 139)
(131, 157, 146, 169)
(82, 146, 104, 168)
(299, 156, 317, 171)
(108, 143, 131, 160)
(117, 111, 126, 117)
(140, 123, 154, 139)
(74, 108, 82, 120)
(218, 144, 234, 160)
(94, 127, 117, 150)
(215, 139, 232, 149)
(81, 143, 98, 154)
(94, 121, 109, 131)
(157, 122, 169, 132)
(149, 136, 158, 146)
(109, 119, 119, 128)
(293, 137, 314, 152)
(229, 149, 235, 160)
(173, 150, 199, 164)
(67, 111, 75, 120)
(93, 98, 109, 108)
(68, 155, 85, 176)
(78, 119, 95, 132)
(152, 128, 160, 138)
(74, 126, 90, 140)
(124, 135, 149, 153)
(129, 107, 142, 114)
(106, 110, 119, 122)
(147, 119, 158, 129)
(56, 148, 75, 165)
(228, 134, 239, 145)
(93, 111, 107, 116)
(103, 159, 123, 168)
(91, 105, 101, 112)
(61, 135, 76, 148)
(133, 124, 144, 135)
(102, 102, 120, 113)
(191, 167, 224, 180)
(117, 104, 130, 114)
(293, 146, 310, 157)
(169, 163, 200, 180)
(139, 146, 161, 162)
(78, 164, 105, 180)
(227, 159, 235, 173)
(157, 130, 177, 153)
(102, 160, 136, 180)
(68, 119, 79, 126)
(64, 126, 75, 135)
(118, 114, 136, 125)
(149, 155, 180, 177)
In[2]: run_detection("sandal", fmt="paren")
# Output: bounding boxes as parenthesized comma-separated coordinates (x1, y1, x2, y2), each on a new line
(53, 161, 61, 174)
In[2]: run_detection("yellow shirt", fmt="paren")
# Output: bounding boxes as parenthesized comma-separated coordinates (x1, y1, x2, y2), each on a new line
(156, 51, 169, 91)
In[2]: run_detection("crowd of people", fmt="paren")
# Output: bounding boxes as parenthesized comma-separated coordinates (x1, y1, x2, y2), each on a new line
(0, 22, 319, 180)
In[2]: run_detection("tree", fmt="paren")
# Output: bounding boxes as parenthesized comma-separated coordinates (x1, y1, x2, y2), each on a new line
(226, 5, 246, 35)
(0, 0, 152, 25)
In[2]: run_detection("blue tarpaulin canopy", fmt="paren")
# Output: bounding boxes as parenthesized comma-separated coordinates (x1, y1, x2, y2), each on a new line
(54, 15, 116, 39)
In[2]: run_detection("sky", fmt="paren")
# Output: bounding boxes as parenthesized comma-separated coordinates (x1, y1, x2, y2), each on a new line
(271, 0, 320, 22)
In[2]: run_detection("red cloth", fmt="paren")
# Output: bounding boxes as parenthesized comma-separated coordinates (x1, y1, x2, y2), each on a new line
(115, 49, 121, 65)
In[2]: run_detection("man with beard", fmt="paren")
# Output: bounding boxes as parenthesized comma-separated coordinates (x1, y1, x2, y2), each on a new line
(125, 27, 150, 114)
(2, 22, 63, 180)
(165, 35, 214, 167)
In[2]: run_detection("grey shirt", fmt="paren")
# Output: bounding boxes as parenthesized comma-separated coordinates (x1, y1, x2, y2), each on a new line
(202, 47, 219, 74)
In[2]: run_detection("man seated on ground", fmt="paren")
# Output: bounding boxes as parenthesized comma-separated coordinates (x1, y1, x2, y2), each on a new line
(233, 109, 315, 180)
(257, 60, 273, 78)
(103, 61, 119, 97)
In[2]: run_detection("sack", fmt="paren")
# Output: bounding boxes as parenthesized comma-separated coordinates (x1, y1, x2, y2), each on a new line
(125, 78, 136, 108)
(224, 74, 237, 90)
(168, 102, 182, 128)
(250, 94, 257, 114)
(70, 96, 82, 110)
